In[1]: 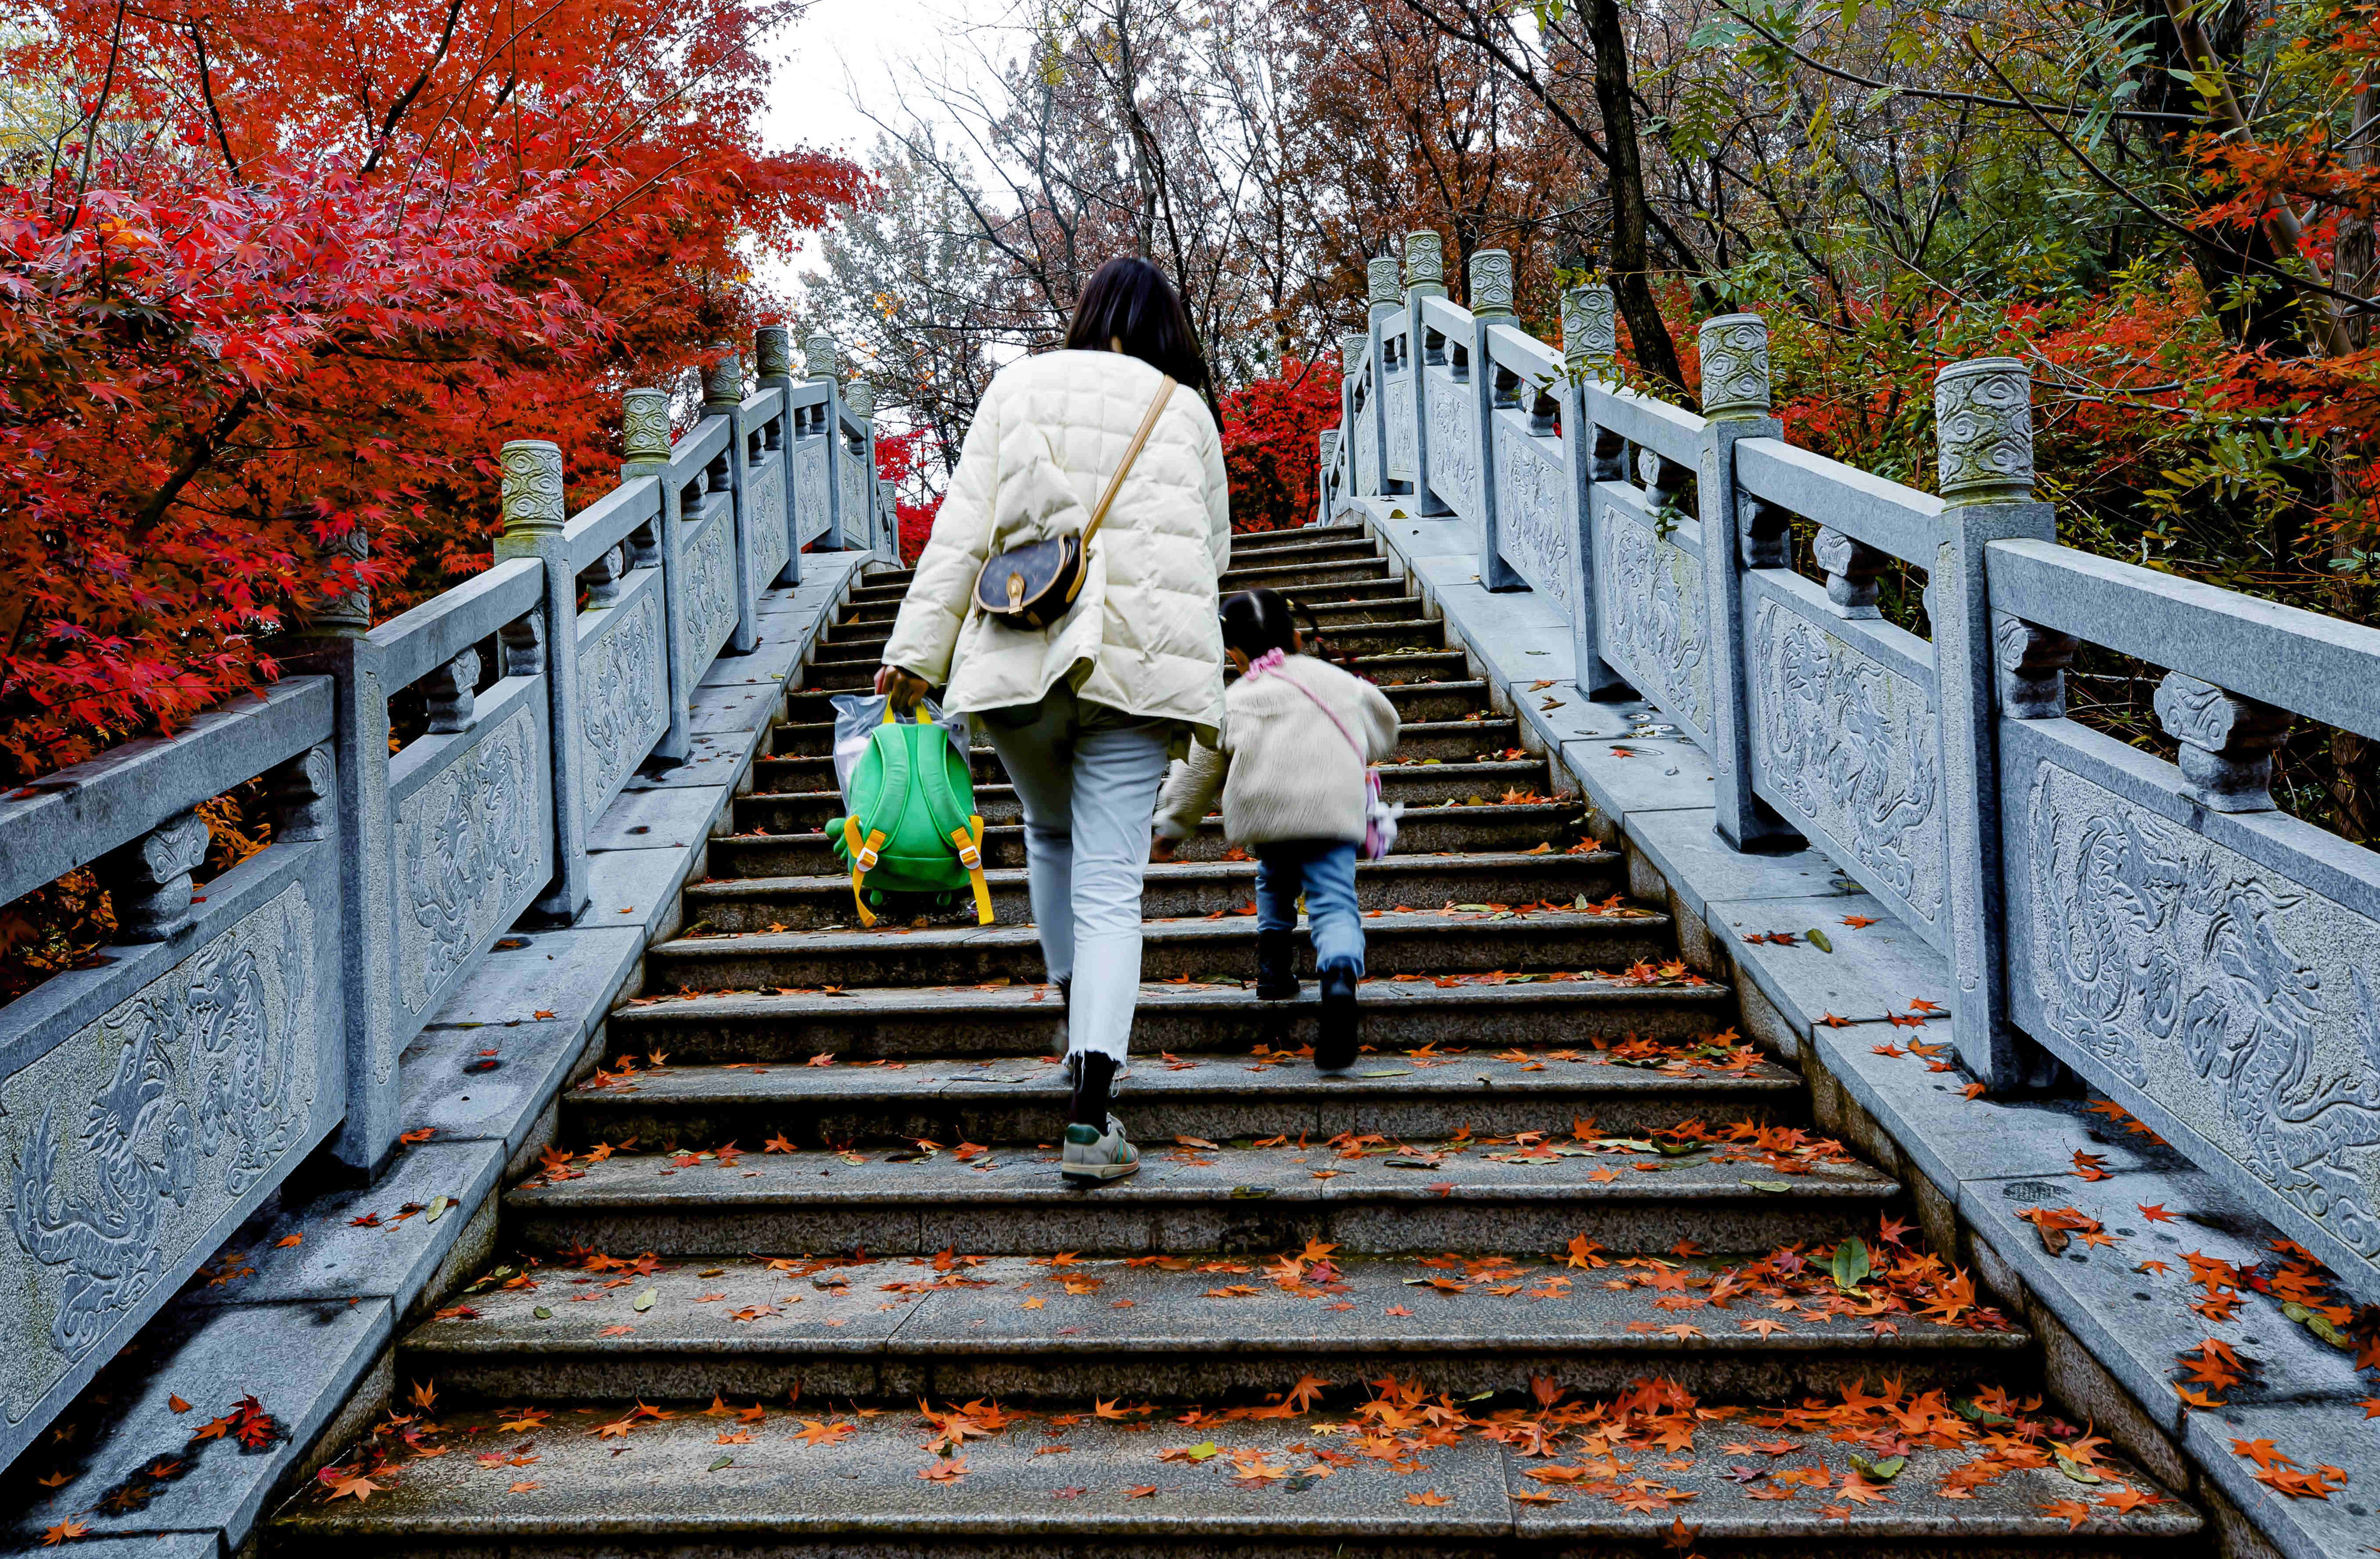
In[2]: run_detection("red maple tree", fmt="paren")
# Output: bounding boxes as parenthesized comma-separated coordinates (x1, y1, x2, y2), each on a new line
(0, 0, 863, 780)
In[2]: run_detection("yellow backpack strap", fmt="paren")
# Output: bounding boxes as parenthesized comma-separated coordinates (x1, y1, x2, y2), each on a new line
(951, 815, 993, 925)
(844, 817, 887, 927)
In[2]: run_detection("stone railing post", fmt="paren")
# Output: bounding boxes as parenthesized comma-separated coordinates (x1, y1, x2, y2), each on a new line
(807, 333, 848, 550)
(1339, 330, 1367, 500)
(755, 325, 803, 588)
(1933, 357, 2060, 1088)
(702, 342, 758, 654)
(1467, 249, 1524, 591)
(1698, 313, 1798, 851)
(1317, 427, 1339, 524)
(846, 380, 881, 557)
(877, 476, 899, 560)
(1404, 230, 1452, 517)
(621, 386, 692, 763)
(1560, 283, 1628, 697)
(493, 439, 591, 924)
(284, 517, 399, 1175)
(1367, 255, 1401, 501)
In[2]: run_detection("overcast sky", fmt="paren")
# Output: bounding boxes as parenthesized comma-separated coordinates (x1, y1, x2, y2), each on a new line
(753, 0, 950, 297)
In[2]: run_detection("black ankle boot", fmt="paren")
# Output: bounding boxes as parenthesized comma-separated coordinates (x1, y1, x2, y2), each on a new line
(1313, 963, 1359, 1071)
(1254, 929, 1296, 1001)
(1069, 1049, 1118, 1126)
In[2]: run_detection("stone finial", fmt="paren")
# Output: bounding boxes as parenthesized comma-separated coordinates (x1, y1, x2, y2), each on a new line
(1995, 613, 2081, 720)
(702, 343, 742, 405)
(1813, 526, 1886, 619)
(1562, 284, 1617, 377)
(805, 334, 838, 381)
(98, 808, 211, 942)
(499, 440, 566, 534)
(1935, 357, 2034, 503)
(846, 381, 876, 420)
(314, 512, 370, 635)
(423, 648, 480, 733)
(1403, 230, 1445, 297)
(1698, 313, 1771, 417)
(622, 388, 671, 466)
(1469, 250, 1515, 317)
(2154, 672, 2291, 812)
(1366, 254, 1401, 310)
(1339, 332, 1368, 374)
(755, 325, 793, 378)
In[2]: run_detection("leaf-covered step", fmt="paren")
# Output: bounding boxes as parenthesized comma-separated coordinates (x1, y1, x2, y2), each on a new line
(646, 905, 1674, 992)
(560, 1041, 1802, 1148)
(606, 975, 1739, 1065)
(684, 851, 1625, 932)
(399, 1250, 2031, 1407)
(763, 711, 1521, 761)
(707, 802, 1593, 876)
(503, 1137, 1898, 1259)
(773, 675, 1487, 726)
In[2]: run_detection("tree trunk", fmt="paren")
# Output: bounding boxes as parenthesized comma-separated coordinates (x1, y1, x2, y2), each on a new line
(1583, 0, 1684, 391)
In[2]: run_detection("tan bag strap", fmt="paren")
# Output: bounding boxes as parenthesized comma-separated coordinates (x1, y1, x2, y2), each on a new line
(1077, 375, 1175, 554)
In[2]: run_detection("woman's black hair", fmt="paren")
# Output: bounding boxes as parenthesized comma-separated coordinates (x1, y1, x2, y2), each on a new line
(1220, 589, 1299, 659)
(1066, 257, 1210, 391)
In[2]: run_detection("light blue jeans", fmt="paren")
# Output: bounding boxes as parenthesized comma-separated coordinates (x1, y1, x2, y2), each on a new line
(1255, 840, 1364, 976)
(981, 685, 1176, 1065)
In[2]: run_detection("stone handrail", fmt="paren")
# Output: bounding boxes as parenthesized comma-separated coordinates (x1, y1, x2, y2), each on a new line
(1324, 230, 2380, 1308)
(0, 326, 886, 1473)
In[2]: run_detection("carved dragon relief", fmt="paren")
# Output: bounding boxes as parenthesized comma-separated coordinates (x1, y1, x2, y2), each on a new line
(2028, 761, 2380, 1262)
(1494, 420, 1572, 614)
(578, 586, 667, 825)
(680, 509, 739, 665)
(6, 881, 317, 1418)
(1752, 599, 1946, 922)
(394, 701, 543, 1014)
(1384, 374, 1415, 482)
(1427, 378, 1480, 520)
(795, 441, 830, 546)
(746, 459, 789, 583)
(1596, 506, 1711, 735)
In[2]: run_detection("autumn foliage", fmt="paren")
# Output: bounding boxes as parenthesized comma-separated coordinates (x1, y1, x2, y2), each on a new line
(1219, 358, 1343, 534)
(0, 0, 861, 781)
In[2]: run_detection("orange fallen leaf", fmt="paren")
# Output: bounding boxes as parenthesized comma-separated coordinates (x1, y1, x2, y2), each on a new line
(1125, 1484, 1158, 1498)
(1407, 1489, 1450, 1506)
(325, 1473, 382, 1503)
(275, 1233, 304, 1247)
(168, 1394, 192, 1413)
(41, 1518, 91, 1545)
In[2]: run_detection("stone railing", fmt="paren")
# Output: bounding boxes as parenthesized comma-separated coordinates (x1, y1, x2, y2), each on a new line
(1325, 231, 2380, 1308)
(0, 327, 890, 1473)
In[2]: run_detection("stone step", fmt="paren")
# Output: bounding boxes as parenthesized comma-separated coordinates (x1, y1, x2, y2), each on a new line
(794, 651, 1486, 697)
(1220, 537, 1381, 573)
(864, 565, 914, 587)
(272, 1402, 2197, 1556)
(502, 1137, 1902, 1258)
(606, 977, 1740, 1065)
(398, 1253, 2031, 1406)
(685, 851, 1624, 932)
(1238, 518, 1370, 550)
(707, 802, 1592, 877)
(731, 761, 1555, 833)
(840, 571, 1415, 624)
(813, 611, 1448, 665)
(765, 712, 1518, 762)
(1219, 557, 1395, 593)
(561, 1045, 1800, 1149)
(773, 675, 1490, 726)
(647, 905, 1672, 992)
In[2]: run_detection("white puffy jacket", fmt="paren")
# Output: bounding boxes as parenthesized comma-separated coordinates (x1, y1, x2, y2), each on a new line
(880, 350, 1233, 743)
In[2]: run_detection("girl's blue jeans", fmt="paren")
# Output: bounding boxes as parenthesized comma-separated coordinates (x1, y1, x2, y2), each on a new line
(1254, 840, 1363, 975)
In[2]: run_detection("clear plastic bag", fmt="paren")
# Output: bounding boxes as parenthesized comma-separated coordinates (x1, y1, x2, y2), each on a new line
(828, 692, 971, 804)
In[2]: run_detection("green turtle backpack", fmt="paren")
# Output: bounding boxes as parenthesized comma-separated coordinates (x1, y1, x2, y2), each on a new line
(827, 707, 993, 927)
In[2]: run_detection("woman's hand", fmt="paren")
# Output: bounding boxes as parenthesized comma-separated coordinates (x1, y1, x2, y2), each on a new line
(1148, 834, 1179, 863)
(875, 665, 930, 711)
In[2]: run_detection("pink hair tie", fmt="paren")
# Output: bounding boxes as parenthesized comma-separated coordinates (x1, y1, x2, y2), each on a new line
(1244, 647, 1287, 677)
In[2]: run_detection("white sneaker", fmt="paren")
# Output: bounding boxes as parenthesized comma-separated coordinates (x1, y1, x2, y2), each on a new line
(1061, 1115, 1140, 1182)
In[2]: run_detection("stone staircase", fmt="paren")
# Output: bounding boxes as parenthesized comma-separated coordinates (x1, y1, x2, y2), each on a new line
(273, 523, 2199, 1555)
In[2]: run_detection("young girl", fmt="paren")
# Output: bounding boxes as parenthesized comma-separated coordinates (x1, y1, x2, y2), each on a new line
(1150, 589, 1399, 1069)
